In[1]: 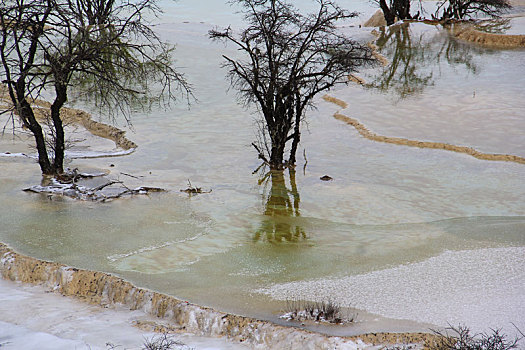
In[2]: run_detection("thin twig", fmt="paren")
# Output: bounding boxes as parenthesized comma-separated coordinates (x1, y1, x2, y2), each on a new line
(252, 162, 266, 175)
(120, 172, 143, 179)
(92, 180, 120, 192)
(252, 142, 270, 165)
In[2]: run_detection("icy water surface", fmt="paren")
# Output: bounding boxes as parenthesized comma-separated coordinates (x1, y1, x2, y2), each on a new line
(1, 0, 524, 337)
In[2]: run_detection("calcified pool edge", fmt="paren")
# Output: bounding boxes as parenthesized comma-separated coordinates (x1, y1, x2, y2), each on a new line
(0, 85, 137, 151)
(0, 242, 443, 349)
(450, 24, 525, 48)
(322, 95, 525, 165)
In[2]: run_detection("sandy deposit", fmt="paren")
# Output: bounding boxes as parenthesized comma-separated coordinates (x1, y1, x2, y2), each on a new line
(322, 95, 525, 165)
(0, 84, 136, 151)
(367, 42, 390, 66)
(450, 24, 525, 48)
(348, 74, 367, 85)
(363, 10, 387, 27)
(361, 9, 525, 48)
(0, 242, 443, 349)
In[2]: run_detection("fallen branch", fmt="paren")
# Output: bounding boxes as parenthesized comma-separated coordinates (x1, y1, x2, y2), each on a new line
(180, 179, 211, 195)
(92, 180, 121, 192)
(23, 171, 166, 202)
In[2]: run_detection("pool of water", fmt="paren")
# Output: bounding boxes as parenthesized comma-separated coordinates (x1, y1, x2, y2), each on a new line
(1, 0, 524, 337)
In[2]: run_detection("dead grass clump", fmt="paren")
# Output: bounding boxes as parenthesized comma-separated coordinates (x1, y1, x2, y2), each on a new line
(141, 332, 192, 350)
(427, 325, 523, 350)
(281, 299, 356, 324)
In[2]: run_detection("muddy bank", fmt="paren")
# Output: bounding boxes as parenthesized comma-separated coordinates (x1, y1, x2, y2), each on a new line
(450, 24, 525, 48)
(323, 95, 525, 165)
(0, 242, 441, 349)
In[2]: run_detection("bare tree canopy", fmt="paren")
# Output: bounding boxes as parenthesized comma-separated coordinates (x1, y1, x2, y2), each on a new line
(210, 0, 375, 170)
(434, 0, 511, 20)
(0, 0, 190, 176)
(375, 0, 510, 26)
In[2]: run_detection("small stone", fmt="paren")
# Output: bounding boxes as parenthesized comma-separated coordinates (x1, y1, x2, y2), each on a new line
(320, 175, 333, 181)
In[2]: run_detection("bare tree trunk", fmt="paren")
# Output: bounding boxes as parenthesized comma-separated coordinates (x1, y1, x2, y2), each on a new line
(13, 82, 54, 175)
(288, 129, 300, 166)
(5, 28, 54, 175)
(267, 109, 292, 169)
(288, 99, 302, 166)
(379, 0, 396, 25)
(270, 142, 286, 169)
(20, 100, 54, 175)
(269, 124, 287, 169)
(394, 0, 412, 19)
(50, 83, 67, 174)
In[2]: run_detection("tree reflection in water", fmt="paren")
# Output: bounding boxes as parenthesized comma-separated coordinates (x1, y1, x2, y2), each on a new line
(368, 22, 489, 98)
(254, 169, 306, 243)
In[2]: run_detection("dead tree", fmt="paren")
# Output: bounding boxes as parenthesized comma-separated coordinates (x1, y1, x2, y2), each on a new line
(0, 0, 190, 176)
(376, 0, 414, 25)
(435, 0, 511, 20)
(210, 0, 375, 170)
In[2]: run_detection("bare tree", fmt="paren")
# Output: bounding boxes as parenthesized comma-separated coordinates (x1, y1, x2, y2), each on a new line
(375, 0, 510, 25)
(375, 0, 415, 26)
(434, 0, 511, 20)
(210, 0, 375, 170)
(0, 0, 190, 176)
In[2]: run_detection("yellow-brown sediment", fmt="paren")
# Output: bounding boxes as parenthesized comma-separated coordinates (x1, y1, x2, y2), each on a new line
(363, 9, 388, 27)
(0, 242, 441, 348)
(0, 84, 136, 150)
(59, 107, 137, 150)
(323, 95, 349, 109)
(450, 24, 525, 48)
(348, 74, 367, 85)
(323, 95, 525, 165)
(367, 42, 389, 66)
(350, 332, 442, 347)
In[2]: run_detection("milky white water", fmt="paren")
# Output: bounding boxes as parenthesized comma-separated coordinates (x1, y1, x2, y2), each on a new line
(1, 0, 524, 339)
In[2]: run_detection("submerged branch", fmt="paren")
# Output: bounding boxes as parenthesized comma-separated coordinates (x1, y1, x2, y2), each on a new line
(23, 169, 166, 202)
